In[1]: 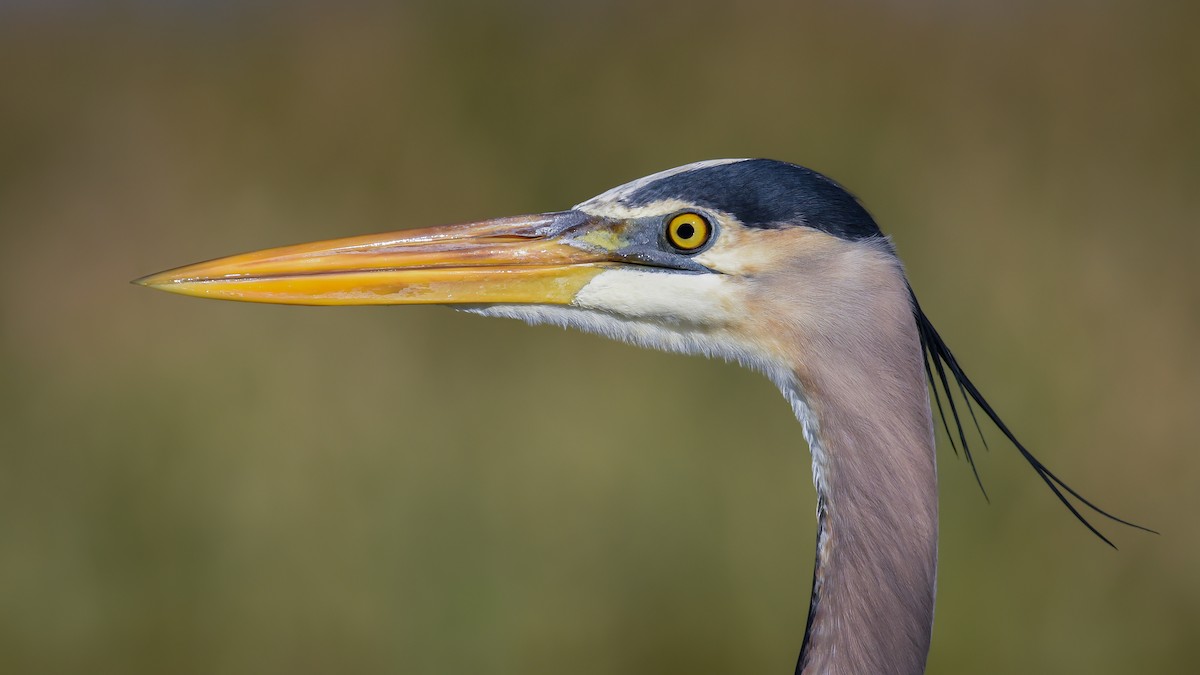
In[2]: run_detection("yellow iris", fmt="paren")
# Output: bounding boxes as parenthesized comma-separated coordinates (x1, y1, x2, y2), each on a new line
(666, 212, 711, 251)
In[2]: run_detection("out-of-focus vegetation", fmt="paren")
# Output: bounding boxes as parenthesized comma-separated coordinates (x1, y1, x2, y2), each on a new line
(1, 1, 1196, 673)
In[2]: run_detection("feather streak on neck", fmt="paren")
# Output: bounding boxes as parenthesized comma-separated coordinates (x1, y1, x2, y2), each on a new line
(762, 250, 938, 675)
(788, 334, 937, 673)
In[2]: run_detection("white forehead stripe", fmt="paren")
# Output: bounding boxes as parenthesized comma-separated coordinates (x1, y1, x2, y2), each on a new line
(575, 159, 751, 213)
(574, 198, 707, 221)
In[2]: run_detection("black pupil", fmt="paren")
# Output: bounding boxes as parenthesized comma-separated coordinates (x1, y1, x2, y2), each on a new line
(677, 222, 695, 240)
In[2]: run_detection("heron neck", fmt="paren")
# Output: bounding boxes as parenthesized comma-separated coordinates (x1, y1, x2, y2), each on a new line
(785, 310, 938, 675)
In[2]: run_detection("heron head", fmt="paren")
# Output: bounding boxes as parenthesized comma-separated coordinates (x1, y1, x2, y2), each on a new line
(137, 159, 904, 374)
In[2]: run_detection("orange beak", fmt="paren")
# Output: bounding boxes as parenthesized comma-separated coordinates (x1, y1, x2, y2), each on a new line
(135, 211, 617, 306)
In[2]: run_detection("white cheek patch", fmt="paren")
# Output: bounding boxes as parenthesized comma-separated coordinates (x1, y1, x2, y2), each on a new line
(572, 269, 739, 327)
(458, 269, 781, 376)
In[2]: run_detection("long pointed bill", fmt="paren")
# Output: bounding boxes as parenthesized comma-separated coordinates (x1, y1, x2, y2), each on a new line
(135, 211, 617, 306)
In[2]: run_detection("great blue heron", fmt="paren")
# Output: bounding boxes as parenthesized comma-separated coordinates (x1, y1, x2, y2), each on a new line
(137, 159, 1148, 674)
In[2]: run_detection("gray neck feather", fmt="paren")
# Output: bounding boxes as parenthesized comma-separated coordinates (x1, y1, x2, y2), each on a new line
(780, 277, 938, 675)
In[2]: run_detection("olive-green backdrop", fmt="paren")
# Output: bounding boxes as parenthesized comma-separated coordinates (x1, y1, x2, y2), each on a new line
(1, 1, 1195, 673)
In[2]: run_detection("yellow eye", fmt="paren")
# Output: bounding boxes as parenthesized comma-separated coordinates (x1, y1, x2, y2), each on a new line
(666, 212, 712, 251)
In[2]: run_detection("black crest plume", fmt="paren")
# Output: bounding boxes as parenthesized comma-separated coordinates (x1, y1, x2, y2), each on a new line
(909, 290, 1155, 548)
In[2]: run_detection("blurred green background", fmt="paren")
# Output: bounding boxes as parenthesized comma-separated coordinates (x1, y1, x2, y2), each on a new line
(1, 1, 1196, 673)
